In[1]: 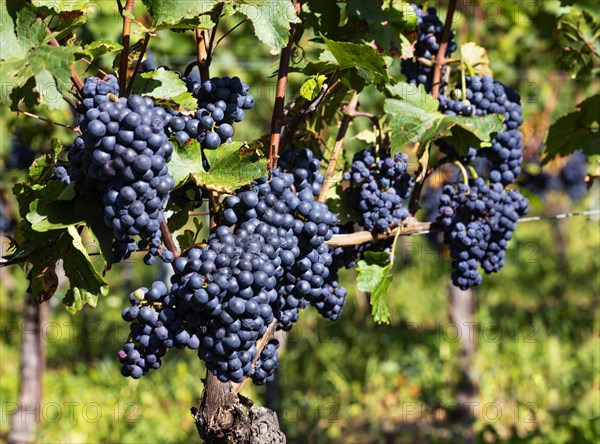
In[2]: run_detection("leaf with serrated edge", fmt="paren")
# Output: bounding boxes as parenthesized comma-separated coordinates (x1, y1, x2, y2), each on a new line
(384, 94, 504, 156)
(238, 0, 301, 53)
(133, 67, 198, 114)
(192, 142, 268, 193)
(62, 226, 109, 313)
(300, 75, 327, 101)
(357, 255, 393, 324)
(544, 94, 600, 163)
(78, 40, 123, 62)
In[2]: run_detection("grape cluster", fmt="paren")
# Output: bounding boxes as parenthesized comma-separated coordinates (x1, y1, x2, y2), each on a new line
(438, 75, 525, 186)
(401, 4, 457, 91)
(7, 134, 35, 170)
(165, 75, 254, 151)
(436, 178, 529, 289)
(520, 152, 588, 201)
(68, 75, 175, 263)
(118, 282, 201, 378)
(559, 151, 588, 201)
(119, 159, 346, 383)
(252, 340, 280, 385)
(278, 149, 348, 319)
(344, 149, 413, 233)
(79, 75, 120, 113)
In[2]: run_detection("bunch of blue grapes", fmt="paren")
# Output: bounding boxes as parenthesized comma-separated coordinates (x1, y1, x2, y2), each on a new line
(118, 281, 201, 378)
(279, 148, 348, 318)
(67, 75, 175, 263)
(252, 340, 280, 385)
(118, 162, 347, 383)
(435, 178, 529, 289)
(344, 149, 413, 233)
(79, 74, 120, 113)
(7, 133, 36, 170)
(165, 74, 254, 151)
(559, 151, 588, 201)
(520, 152, 588, 202)
(221, 169, 341, 330)
(438, 75, 525, 186)
(401, 4, 458, 91)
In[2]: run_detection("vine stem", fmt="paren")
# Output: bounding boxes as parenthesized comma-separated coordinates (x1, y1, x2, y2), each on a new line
(317, 92, 360, 202)
(325, 218, 433, 248)
(431, 0, 458, 100)
(119, 0, 136, 93)
(16, 110, 79, 132)
(125, 32, 150, 96)
(268, 0, 302, 169)
(196, 29, 211, 82)
(160, 220, 180, 259)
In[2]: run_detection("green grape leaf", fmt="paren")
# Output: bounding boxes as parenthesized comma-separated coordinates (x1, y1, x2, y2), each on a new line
(133, 67, 198, 115)
(62, 226, 109, 313)
(346, 0, 416, 53)
(140, 0, 220, 30)
(193, 142, 268, 193)
(237, 0, 301, 53)
(543, 94, 600, 163)
(31, 0, 90, 12)
(0, 6, 78, 110)
(384, 83, 504, 155)
(77, 40, 123, 62)
(300, 75, 327, 101)
(168, 139, 204, 188)
(356, 252, 393, 324)
(557, 10, 600, 79)
(305, 37, 390, 86)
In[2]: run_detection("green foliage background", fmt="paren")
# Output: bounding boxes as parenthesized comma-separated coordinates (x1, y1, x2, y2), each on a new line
(1, 0, 598, 443)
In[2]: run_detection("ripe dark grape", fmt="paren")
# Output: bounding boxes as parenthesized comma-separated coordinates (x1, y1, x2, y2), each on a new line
(163, 73, 255, 156)
(118, 154, 347, 383)
(344, 148, 413, 233)
(559, 151, 588, 201)
(401, 5, 458, 92)
(67, 77, 174, 263)
(438, 75, 525, 186)
(435, 178, 529, 289)
(252, 340, 280, 385)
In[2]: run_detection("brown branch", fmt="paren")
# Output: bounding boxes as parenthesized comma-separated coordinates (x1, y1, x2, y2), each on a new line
(325, 218, 433, 248)
(160, 219, 180, 259)
(269, 0, 302, 169)
(431, 0, 458, 100)
(119, 0, 136, 93)
(196, 29, 211, 83)
(317, 92, 360, 202)
(125, 32, 150, 96)
(80, 58, 108, 77)
(16, 110, 79, 132)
